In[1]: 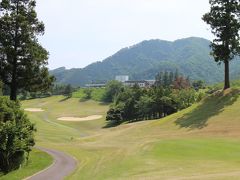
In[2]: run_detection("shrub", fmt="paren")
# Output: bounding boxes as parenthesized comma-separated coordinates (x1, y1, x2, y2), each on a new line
(0, 97, 35, 173)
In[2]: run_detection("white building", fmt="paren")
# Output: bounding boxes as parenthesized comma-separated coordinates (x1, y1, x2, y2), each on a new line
(123, 80, 147, 88)
(115, 75, 129, 82)
(85, 83, 106, 88)
(145, 80, 156, 87)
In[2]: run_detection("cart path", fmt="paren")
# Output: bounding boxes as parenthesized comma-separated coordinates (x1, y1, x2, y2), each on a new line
(25, 147, 77, 180)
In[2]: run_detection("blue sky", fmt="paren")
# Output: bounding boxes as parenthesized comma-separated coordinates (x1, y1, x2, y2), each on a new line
(36, 0, 213, 70)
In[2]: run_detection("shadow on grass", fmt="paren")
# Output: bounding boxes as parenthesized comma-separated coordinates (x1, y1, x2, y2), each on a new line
(59, 96, 71, 102)
(79, 98, 89, 102)
(99, 102, 111, 106)
(175, 89, 240, 129)
(103, 120, 121, 128)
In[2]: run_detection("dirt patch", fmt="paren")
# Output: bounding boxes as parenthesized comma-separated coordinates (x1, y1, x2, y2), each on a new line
(24, 108, 44, 112)
(57, 115, 103, 122)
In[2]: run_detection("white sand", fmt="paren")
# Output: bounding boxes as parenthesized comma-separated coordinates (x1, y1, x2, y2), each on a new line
(24, 108, 44, 112)
(57, 115, 103, 122)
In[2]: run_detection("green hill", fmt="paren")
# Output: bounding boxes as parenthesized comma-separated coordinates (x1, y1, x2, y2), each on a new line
(51, 37, 240, 86)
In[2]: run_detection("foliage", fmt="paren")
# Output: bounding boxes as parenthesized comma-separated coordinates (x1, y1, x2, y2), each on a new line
(202, 0, 240, 89)
(155, 70, 191, 89)
(192, 80, 206, 91)
(106, 106, 123, 124)
(0, 97, 35, 173)
(155, 71, 174, 87)
(102, 80, 124, 102)
(0, 0, 54, 100)
(51, 84, 70, 96)
(0, 80, 3, 96)
(83, 88, 93, 100)
(91, 88, 106, 101)
(106, 85, 203, 124)
(64, 84, 73, 98)
(72, 88, 106, 101)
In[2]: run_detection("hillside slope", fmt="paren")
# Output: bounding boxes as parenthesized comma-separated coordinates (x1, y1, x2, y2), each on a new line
(51, 37, 240, 86)
(21, 90, 240, 179)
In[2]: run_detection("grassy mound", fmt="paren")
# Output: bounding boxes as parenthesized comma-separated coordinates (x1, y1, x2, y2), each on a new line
(20, 91, 240, 179)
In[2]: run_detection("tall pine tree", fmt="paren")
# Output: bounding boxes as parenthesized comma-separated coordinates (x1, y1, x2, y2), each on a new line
(0, 0, 54, 100)
(203, 0, 240, 90)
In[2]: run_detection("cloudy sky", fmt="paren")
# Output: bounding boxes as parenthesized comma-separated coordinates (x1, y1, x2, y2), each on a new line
(36, 0, 213, 70)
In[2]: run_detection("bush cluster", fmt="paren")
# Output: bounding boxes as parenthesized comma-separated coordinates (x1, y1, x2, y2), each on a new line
(0, 97, 35, 173)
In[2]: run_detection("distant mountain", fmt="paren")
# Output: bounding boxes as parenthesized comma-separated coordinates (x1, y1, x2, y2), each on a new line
(50, 37, 240, 86)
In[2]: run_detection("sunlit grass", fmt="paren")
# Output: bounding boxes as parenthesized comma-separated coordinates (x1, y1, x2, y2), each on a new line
(17, 92, 240, 179)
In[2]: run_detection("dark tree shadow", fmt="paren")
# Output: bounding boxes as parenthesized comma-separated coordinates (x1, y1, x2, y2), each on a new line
(59, 96, 71, 102)
(175, 89, 240, 129)
(102, 120, 121, 128)
(79, 98, 89, 102)
(99, 102, 111, 106)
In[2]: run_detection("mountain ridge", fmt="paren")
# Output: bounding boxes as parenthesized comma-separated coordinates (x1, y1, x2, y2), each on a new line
(50, 37, 240, 86)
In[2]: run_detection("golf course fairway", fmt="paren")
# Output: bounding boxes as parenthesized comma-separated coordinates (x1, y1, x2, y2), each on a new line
(3, 90, 240, 180)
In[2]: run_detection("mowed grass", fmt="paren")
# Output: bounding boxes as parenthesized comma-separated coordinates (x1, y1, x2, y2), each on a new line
(0, 149, 52, 180)
(72, 88, 106, 101)
(22, 96, 109, 137)
(19, 91, 240, 179)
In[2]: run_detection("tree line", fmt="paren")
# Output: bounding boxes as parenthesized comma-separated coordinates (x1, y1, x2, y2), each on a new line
(18, 84, 75, 100)
(106, 73, 204, 125)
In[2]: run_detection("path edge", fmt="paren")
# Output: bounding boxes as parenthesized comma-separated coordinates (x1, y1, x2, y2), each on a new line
(23, 147, 56, 180)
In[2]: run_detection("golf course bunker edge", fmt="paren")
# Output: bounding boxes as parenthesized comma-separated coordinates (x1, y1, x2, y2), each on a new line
(24, 108, 44, 112)
(57, 115, 103, 122)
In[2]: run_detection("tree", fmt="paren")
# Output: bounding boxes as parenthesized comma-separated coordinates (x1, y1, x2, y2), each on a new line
(174, 69, 179, 81)
(203, 0, 240, 90)
(169, 71, 174, 85)
(173, 76, 191, 89)
(163, 71, 169, 87)
(0, 0, 54, 101)
(0, 97, 35, 173)
(83, 88, 92, 100)
(136, 95, 154, 120)
(160, 96, 177, 117)
(103, 80, 123, 102)
(64, 84, 73, 98)
(106, 106, 123, 124)
(0, 80, 3, 96)
(192, 80, 205, 91)
(155, 72, 164, 87)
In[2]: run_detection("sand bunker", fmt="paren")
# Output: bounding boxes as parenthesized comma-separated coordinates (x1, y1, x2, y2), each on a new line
(24, 108, 44, 112)
(57, 115, 103, 122)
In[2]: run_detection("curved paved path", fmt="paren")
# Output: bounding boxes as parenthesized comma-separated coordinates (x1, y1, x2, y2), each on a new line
(26, 147, 77, 180)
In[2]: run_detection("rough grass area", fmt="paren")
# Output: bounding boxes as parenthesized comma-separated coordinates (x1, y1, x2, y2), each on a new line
(211, 79, 240, 90)
(21, 90, 240, 179)
(0, 149, 52, 180)
(72, 88, 106, 101)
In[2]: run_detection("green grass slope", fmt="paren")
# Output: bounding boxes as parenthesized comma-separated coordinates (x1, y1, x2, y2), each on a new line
(19, 91, 240, 179)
